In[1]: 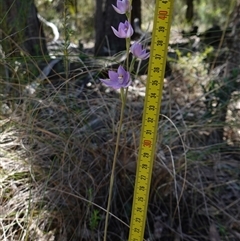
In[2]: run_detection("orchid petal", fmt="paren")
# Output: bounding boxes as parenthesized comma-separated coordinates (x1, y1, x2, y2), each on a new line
(112, 0, 130, 14)
(130, 42, 150, 60)
(111, 21, 133, 38)
(99, 66, 131, 89)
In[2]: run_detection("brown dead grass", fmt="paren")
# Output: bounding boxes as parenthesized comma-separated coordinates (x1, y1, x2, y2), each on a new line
(1, 0, 240, 239)
(1, 56, 240, 241)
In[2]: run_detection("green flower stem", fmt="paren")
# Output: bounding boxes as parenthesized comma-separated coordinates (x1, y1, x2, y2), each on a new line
(126, 0, 132, 23)
(104, 3, 133, 239)
(104, 87, 127, 241)
(125, 7, 131, 72)
(129, 57, 136, 73)
(126, 38, 131, 71)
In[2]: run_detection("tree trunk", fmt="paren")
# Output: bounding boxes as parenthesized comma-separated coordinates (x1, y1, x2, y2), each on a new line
(186, 0, 194, 23)
(94, 0, 142, 56)
(0, 0, 48, 58)
(131, 0, 141, 25)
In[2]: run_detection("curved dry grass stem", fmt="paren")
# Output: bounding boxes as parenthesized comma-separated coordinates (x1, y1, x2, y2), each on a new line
(160, 114, 187, 240)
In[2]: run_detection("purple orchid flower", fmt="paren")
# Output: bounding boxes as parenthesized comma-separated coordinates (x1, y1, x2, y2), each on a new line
(130, 42, 150, 60)
(112, 0, 131, 14)
(100, 66, 131, 89)
(111, 20, 134, 38)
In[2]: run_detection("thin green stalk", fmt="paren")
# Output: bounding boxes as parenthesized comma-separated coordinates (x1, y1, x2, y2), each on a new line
(126, 38, 131, 71)
(104, 4, 133, 239)
(104, 88, 127, 241)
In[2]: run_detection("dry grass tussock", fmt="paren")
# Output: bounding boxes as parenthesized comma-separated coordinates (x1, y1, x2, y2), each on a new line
(1, 53, 240, 241)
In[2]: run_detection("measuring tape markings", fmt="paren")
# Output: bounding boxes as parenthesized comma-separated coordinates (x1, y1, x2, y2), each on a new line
(129, 0, 174, 240)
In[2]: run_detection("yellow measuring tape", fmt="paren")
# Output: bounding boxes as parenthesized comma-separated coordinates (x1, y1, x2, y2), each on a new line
(128, 0, 174, 240)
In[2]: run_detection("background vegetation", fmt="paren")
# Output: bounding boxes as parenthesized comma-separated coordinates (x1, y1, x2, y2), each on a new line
(0, 0, 239, 240)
